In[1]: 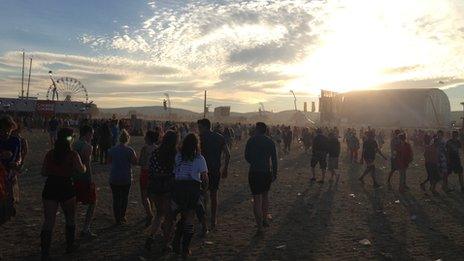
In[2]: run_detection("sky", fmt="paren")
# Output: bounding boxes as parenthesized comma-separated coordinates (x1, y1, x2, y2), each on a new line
(1, 0, 464, 112)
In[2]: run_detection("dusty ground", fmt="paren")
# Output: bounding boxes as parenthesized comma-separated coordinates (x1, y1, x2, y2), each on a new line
(1, 130, 464, 260)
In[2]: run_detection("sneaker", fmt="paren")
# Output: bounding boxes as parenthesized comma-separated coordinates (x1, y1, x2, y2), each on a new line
(373, 184, 382, 189)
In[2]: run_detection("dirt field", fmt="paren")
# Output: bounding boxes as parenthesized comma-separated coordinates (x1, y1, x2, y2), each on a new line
(2, 130, 464, 260)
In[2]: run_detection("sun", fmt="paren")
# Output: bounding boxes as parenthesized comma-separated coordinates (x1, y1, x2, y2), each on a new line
(283, 0, 453, 95)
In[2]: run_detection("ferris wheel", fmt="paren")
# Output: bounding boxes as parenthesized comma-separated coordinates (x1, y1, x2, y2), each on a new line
(46, 76, 89, 103)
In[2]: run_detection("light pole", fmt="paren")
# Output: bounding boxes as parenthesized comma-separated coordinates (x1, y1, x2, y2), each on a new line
(164, 93, 172, 120)
(21, 51, 25, 99)
(290, 90, 297, 111)
(203, 90, 207, 118)
(461, 102, 464, 129)
(26, 56, 32, 100)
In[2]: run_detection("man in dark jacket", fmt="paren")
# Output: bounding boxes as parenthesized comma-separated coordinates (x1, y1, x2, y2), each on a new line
(245, 122, 277, 235)
(327, 131, 341, 181)
(359, 130, 387, 188)
(283, 127, 293, 155)
(311, 129, 328, 183)
(445, 130, 464, 192)
(387, 129, 401, 185)
(197, 119, 230, 231)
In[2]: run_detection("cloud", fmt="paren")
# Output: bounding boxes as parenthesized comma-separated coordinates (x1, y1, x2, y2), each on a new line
(220, 69, 294, 83)
(0, 51, 182, 76)
(92, 0, 320, 69)
(0, 51, 183, 78)
(0, 50, 199, 106)
(80, 0, 323, 69)
(57, 70, 128, 82)
(228, 43, 300, 65)
(3, 0, 464, 113)
(214, 69, 296, 95)
(75, 0, 325, 111)
(383, 65, 422, 74)
(0, 62, 18, 72)
(376, 78, 458, 89)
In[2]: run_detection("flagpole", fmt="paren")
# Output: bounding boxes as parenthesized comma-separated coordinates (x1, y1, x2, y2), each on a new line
(21, 51, 25, 98)
(26, 57, 32, 100)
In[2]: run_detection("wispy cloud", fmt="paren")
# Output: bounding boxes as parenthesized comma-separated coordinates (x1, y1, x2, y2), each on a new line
(1, 0, 464, 111)
(82, 0, 324, 71)
(0, 50, 198, 107)
(74, 0, 326, 110)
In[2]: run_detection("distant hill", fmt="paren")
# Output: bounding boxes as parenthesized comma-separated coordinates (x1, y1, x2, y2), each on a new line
(99, 106, 201, 118)
(99, 106, 319, 125)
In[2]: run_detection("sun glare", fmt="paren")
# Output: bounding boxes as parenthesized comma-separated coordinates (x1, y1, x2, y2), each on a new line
(284, 0, 455, 94)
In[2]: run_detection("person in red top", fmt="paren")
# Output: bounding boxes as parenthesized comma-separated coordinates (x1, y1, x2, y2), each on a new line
(40, 128, 86, 261)
(396, 133, 413, 193)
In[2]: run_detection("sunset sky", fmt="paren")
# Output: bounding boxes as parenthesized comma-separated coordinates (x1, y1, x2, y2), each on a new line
(1, 0, 464, 112)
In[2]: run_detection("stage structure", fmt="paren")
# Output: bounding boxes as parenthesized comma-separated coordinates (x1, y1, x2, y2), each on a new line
(319, 90, 341, 124)
(319, 88, 451, 128)
(214, 106, 230, 118)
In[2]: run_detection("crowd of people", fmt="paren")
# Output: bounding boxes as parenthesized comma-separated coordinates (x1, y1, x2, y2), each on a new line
(1, 114, 464, 260)
(343, 127, 464, 194)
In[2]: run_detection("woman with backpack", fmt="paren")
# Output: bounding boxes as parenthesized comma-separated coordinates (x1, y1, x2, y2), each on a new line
(40, 128, 86, 260)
